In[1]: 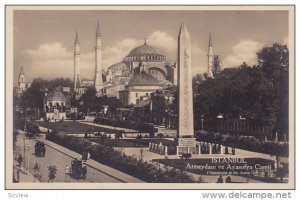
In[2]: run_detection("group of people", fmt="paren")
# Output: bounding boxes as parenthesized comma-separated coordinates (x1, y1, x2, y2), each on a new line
(200, 143, 237, 155)
(224, 146, 236, 155)
(217, 175, 232, 183)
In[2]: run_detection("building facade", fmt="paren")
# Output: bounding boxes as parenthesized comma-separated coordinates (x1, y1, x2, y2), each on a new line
(44, 89, 67, 121)
(17, 66, 31, 96)
(119, 71, 162, 106)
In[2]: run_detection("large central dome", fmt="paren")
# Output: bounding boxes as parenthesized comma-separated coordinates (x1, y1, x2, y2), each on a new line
(128, 42, 161, 57)
(123, 41, 167, 62)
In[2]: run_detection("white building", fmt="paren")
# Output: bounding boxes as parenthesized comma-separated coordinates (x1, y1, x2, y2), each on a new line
(119, 71, 162, 106)
(44, 89, 67, 121)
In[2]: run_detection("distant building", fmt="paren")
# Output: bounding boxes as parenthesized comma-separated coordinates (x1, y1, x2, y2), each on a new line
(71, 23, 177, 100)
(44, 88, 67, 121)
(103, 83, 126, 99)
(17, 66, 31, 96)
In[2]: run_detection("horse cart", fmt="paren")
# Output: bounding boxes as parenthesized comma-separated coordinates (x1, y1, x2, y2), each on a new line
(70, 159, 87, 180)
(35, 141, 46, 157)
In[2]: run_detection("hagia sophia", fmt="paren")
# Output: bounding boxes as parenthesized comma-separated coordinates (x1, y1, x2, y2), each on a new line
(72, 22, 214, 106)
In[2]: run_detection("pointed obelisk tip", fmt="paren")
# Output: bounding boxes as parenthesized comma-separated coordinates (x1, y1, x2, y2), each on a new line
(180, 23, 185, 31)
(96, 21, 101, 37)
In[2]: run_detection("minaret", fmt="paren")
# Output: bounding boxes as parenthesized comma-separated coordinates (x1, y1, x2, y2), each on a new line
(74, 31, 81, 91)
(94, 21, 104, 94)
(177, 23, 194, 138)
(18, 66, 26, 93)
(207, 33, 214, 77)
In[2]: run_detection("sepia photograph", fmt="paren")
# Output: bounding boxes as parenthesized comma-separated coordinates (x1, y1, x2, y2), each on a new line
(5, 5, 295, 189)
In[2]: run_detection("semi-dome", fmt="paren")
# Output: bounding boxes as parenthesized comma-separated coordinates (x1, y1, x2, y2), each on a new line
(45, 90, 66, 101)
(108, 62, 130, 72)
(128, 71, 161, 87)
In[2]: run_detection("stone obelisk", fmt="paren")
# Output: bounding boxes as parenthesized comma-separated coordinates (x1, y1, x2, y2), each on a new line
(94, 21, 104, 95)
(178, 23, 194, 137)
(74, 32, 81, 92)
(177, 23, 196, 155)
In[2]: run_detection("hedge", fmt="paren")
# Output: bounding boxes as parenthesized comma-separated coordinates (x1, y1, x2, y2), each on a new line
(46, 133, 198, 183)
(94, 117, 155, 135)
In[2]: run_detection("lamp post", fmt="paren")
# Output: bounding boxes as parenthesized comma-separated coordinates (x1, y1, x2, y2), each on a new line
(27, 144, 30, 174)
(201, 115, 204, 132)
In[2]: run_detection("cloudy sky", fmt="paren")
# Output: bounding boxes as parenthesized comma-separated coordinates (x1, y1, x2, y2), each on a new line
(13, 9, 289, 85)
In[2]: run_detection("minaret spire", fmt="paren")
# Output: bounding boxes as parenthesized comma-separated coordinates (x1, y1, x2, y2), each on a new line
(208, 32, 212, 47)
(96, 21, 101, 37)
(19, 65, 24, 76)
(207, 32, 214, 77)
(75, 31, 79, 44)
(74, 31, 81, 93)
(18, 65, 26, 95)
(94, 21, 104, 95)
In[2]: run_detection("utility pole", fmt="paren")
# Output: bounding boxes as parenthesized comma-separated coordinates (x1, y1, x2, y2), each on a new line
(27, 144, 30, 174)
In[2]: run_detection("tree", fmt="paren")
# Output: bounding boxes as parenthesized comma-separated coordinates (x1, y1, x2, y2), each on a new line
(47, 165, 57, 182)
(257, 43, 289, 135)
(212, 55, 221, 77)
(18, 78, 74, 115)
(192, 43, 289, 136)
(78, 87, 99, 113)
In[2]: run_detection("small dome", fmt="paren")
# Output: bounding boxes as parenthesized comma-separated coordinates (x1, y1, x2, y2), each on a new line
(108, 62, 129, 72)
(128, 71, 161, 87)
(45, 90, 66, 101)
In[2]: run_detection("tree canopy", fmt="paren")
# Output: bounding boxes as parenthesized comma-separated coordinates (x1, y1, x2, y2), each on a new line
(193, 43, 289, 134)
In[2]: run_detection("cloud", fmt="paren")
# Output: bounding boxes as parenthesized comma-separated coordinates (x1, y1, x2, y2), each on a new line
(24, 42, 94, 80)
(102, 31, 178, 69)
(23, 31, 205, 81)
(102, 31, 205, 76)
(147, 31, 177, 57)
(223, 40, 263, 68)
(191, 44, 206, 75)
(102, 38, 141, 69)
(24, 42, 71, 60)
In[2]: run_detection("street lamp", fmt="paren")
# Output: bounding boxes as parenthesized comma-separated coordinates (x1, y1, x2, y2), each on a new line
(27, 144, 30, 174)
(201, 115, 204, 132)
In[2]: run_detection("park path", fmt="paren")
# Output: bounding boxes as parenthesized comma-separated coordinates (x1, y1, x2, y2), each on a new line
(36, 137, 144, 183)
(16, 130, 143, 183)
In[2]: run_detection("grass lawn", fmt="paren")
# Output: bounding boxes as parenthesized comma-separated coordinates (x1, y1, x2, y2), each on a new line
(38, 121, 123, 134)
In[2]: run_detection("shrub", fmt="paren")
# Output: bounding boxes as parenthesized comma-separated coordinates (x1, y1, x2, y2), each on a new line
(94, 117, 155, 136)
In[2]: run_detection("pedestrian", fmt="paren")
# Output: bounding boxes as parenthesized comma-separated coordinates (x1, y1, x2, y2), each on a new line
(225, 176, 232, 183)
(217, 175, 224, 183)
(225, 146, 229, 154)
(87, 152, 90, 160)
(232, 147, 236, 155)
(82, 150, 87, 163)
(17, 154, 23, 167)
